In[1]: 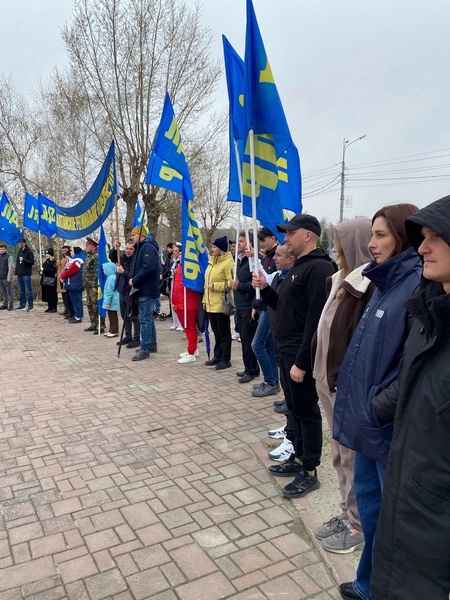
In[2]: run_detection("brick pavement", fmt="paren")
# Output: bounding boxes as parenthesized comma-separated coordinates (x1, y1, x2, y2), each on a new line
(0, 302, 356, 599)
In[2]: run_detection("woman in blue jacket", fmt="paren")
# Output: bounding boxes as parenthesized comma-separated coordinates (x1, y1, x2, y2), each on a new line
(333, 204, 422, 600)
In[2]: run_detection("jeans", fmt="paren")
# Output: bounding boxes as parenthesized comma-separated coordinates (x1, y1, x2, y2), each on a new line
(68, 290, 83, 319)
(138, 296, 156, 354)
(18, 275, 33, 309)
(251, 310, 278, 385)
(353, 452, 386, 600)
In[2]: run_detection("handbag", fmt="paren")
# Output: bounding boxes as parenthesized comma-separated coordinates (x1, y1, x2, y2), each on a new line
(42, 276, 55, 287)
(221, 283, 235, 317)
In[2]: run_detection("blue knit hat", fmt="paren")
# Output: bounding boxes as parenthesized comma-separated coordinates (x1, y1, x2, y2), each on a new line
(212, 236, 228, 253)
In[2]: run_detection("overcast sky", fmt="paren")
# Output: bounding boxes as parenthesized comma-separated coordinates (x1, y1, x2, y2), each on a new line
(1, 0, 449, 223)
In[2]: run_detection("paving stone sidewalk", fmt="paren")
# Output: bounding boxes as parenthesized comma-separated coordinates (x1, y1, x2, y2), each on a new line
(0, 303, 357, 600)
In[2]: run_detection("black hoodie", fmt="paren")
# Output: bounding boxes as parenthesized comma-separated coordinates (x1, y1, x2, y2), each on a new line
(261, 248, 336, 370)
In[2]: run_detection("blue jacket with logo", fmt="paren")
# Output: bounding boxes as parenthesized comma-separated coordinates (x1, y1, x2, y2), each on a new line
(333, 247, 422, 463)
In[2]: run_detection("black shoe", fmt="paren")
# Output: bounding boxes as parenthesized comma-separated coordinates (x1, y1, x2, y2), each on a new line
(205, 357, 220, 366)
(126, 340, 141, 349)
(238, 373, 255, 383)
(268, 456, 302, 477)
(0, 305, 7, 310)
(236, 370, 246, 377)
(215, 361, 231, 370)
(84, 325, 96, 331)
(93, 329, 105, 335)
(339, 582, 359, 599)
(48, 309, 57, 313)
(132, 351, 149, 361)
(68, 317, 82, 324)
(149, 343, 157, 353)
(274, 400, 288, 414)
(7, 306, 13, 311)
(117, 337, 133, 345)
(273, 398, 285, 406)
(282, 470, 320, 498)
(44, 308, 50, 313)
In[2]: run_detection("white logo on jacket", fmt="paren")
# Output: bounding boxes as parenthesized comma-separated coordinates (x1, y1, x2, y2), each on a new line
(376, 309, 384, 318)
(292, 274, 297, 282)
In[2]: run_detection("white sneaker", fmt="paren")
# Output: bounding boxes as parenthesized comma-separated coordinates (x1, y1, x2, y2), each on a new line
(267, 425, 286, 439)
(178, 354, 196, 364)
(175, 326, 184, 331)
(180, 349, 199, 358)
(268, 438, 294, 462)
(169, 325, 177, 330)
(232, 332, 240, 340)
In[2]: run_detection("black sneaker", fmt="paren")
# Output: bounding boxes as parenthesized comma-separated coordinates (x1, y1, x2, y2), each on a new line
(0, 305, 7, 310)
(282, 469, 320, 498)
(126, 340, 141, 349)
(84, 325, 96, 331)
(215, 361, 231, 370)
(117, 337, 133, 345)
(268, 456, 302, 477)
(68, 317, 82, 324)
(205, 357, 220, 366)
(131, 351, 150, 361)
(339, 582, 360, 599)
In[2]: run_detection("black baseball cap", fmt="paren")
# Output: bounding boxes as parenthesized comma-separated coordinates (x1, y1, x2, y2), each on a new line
(276, 214, 321, 237)
(257, 226, 275, 240)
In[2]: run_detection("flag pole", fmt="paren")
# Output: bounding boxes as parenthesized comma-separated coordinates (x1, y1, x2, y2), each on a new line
(114, 194, 121, 267)
(248, 130, 260, 299)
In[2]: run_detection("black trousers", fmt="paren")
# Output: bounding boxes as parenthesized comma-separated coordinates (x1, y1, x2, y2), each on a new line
(208, 312, 232, 362)
(120, 294, 140, 340)
(278, 352, 322, 471)
(236, 308, 259, 376)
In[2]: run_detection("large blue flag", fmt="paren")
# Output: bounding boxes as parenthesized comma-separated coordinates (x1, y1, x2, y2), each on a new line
(224, 24, 301, 238)
(0, 192, 22, 244)
(23, 192, 40, 233)
(97, 225, 109, 318)
(145, 94, 208, 293)
(132, 202, 144, 227)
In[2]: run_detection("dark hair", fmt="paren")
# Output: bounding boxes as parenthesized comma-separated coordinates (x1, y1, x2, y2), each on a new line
(126, 238, 134, 245)
(167, 242, 175, 249)
(0, 244, 6, 249)
(372, 203, 419, 257)
(239, 231, 254, 245)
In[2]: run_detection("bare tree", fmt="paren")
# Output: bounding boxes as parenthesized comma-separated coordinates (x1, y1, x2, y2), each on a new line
(56, 0, 222, 238)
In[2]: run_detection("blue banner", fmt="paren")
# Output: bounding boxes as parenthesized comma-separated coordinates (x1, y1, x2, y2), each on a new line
(97, 225, 109, 318)
(0, 192, 23, 244)
(145, 94, 208, 293)
(132, 202, 144, 227)
(51, 142, 117, 239)
(23, 193, 40, 233)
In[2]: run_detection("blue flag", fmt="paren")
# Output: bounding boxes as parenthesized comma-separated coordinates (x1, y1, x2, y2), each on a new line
(97, 226, 109, 318)
(224, 21, 301, 239)
(244, 0, 292, 156)
(0, 192, 23, 244)
(23, 192, 40, 233)
(132, 202, 144, 228)
(146, 94, 208, 293)
(38, 193, 57, 238)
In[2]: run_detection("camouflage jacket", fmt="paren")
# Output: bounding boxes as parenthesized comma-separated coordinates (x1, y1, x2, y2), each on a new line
(83, 250, 98, 288)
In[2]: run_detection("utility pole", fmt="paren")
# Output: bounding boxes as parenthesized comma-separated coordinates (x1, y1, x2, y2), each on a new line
(339, 135, 366, 222)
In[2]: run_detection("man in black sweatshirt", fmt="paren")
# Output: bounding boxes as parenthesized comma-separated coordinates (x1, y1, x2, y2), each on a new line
(253, 214, 336, 498)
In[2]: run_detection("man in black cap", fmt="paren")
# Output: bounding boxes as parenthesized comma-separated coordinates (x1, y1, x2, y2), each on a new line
(253, 213, 335, 498)
(83, 237, 105, 334)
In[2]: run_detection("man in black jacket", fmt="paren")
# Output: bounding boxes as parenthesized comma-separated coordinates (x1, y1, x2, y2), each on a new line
(110, 239, 141, 349)
(371, 195, 450, 600)
(232, 232, 259, 383)
(128, 225, 161, 361)
(253, 214, 335, 498)
(15, 238, 35, 311)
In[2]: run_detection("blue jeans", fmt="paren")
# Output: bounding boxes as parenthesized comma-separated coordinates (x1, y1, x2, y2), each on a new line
(18, 275, 33, 309)
(138, 296, 156, 354)
(251, 311, 278, 385)
(353, 452, 386, 600)
(68, 290, 83, 319)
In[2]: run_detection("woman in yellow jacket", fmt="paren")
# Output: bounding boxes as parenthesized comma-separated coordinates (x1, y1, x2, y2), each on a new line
(203, 236, 235, 370)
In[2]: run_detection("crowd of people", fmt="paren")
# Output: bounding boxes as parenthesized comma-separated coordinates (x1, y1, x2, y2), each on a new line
(1, 195, 450, 599)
